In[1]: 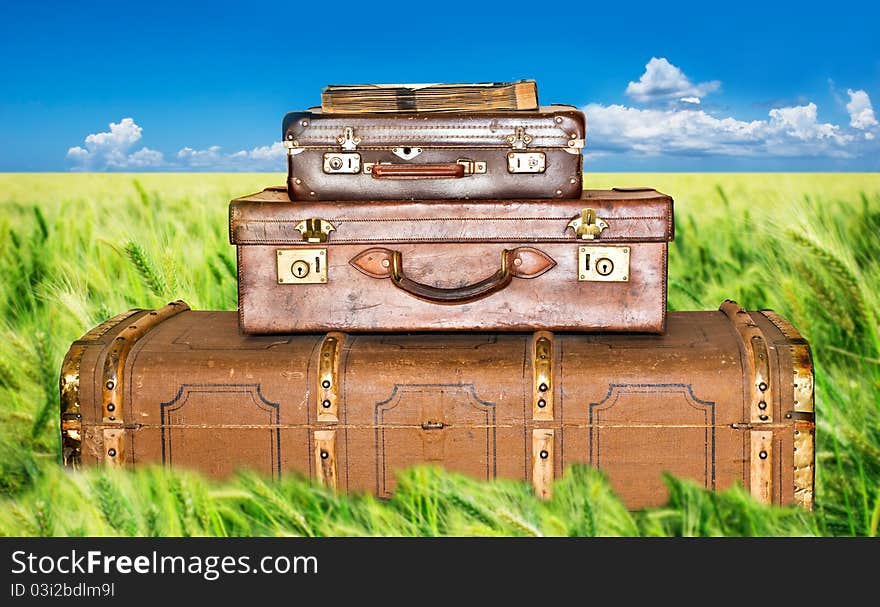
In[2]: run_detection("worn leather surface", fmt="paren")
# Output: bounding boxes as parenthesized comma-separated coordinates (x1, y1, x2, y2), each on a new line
(70, 307, 809, 509)
(283, 106, 585, 200)
(230, 188, 673, 333)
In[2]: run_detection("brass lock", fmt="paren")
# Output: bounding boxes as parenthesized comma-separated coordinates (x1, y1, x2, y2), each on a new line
(578, 246, 630, 282)
(508, 152, 546, 173)
(323, 153, 361, 174)
(277, 249, 328, 284)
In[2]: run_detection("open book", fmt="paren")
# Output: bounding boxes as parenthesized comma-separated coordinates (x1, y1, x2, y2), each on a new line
(320, 80, 539, 113)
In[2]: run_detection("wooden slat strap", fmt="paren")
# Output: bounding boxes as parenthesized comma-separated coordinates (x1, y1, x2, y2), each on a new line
(314, 429, 338, 491)
(60, 309, 142, 469)
(531, 332, 555, 498)
(750, 431, 773, 504)
(100, 300, 190, 466)
(532, 331, 554, 421)
(760, 310, 816, 511)
(532, 429, 554, 500)
(720, 300, 774, 503)
(317, 332, 346, 423)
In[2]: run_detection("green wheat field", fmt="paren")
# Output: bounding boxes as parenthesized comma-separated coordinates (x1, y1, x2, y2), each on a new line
(0, 173, 877, 537)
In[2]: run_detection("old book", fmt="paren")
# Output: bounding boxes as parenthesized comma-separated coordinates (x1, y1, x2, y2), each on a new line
(61, 300, 815, 510)
(320, 80, 539, 113)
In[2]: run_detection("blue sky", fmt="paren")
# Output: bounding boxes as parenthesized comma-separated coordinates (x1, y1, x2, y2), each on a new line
(1, 0, 878, 171)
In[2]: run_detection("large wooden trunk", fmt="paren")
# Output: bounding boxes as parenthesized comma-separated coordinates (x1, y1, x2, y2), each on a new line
(230, 187, 673, 334)
(282, 105, 585, 201)
(60, 301, 814, 510)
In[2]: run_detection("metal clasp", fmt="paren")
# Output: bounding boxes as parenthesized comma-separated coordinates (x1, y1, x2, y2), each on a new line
(456, 158, 487, 175)
(505, 126, 533, 149)
(567, 208, 609, 240)
(336, 126, 360, 151)
(295, 218, 336, 243)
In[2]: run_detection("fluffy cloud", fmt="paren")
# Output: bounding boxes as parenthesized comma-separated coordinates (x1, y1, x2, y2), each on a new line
(586, 58, 878, 160)
(625, 57, 720, 105)
(66, 118, 166, 170)
(584, 102, 854, 158)
(846, 89, 878, 139)
(67, 118, 285, 171)
(177, 141, 284, 170)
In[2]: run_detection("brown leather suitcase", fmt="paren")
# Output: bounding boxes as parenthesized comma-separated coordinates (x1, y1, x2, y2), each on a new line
(282, 106, 585, 201)
(230, 186, 673, 334)
(61, 300, 815, 510)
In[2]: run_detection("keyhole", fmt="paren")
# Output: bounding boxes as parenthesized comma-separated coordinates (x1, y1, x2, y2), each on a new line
(290, 260, 310, 278)
(596, 258, 614, 276)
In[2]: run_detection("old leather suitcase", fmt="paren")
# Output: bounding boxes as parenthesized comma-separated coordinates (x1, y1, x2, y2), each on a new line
(61, 300, 815, 510)
(230, 186, 673, 334)
(282, 106, 585, 201)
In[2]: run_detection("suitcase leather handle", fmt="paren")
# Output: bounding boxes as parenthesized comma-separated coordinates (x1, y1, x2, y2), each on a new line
(349, 247, 556, 305)
(369, 163, 466, 180)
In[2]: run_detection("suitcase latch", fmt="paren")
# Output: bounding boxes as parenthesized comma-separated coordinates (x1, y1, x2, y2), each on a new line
(295, 218, 337, 243)
(336, 126, 360, 150)
(567, 208, 609, 240)
(578, 246, 629, 282)
(506, 126, 533, 149)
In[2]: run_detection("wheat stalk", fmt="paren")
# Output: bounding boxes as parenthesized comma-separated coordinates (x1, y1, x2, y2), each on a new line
(124, 241, 167, 297)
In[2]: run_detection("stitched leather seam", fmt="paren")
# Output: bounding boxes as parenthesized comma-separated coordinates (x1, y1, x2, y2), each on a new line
(296, 124, 566, 131)
(237, 215, 667, 223)
(234, 237, 669, 244)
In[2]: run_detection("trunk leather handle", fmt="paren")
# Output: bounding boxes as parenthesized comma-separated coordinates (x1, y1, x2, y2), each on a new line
(349, 247, 556, 305)
(369, 163, 466, 179)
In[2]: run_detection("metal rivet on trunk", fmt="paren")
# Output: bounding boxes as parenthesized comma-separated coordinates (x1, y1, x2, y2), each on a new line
(539, 450, 549, 459)
(107, 448, 117, 457)
(320, 450, 329, 459)
(105, 380, 115, 390)
(106, 403, 115, 412)
(537, 399, 546, 408)
(758, 382, 768, 391)
(759, 414, 769, 421)
(539, 383, 548, 392)
(322, 400, 331, 408)
(322, 380, 331, 389)
(758, 450, 768, 460)
(758, 400, 767, 410)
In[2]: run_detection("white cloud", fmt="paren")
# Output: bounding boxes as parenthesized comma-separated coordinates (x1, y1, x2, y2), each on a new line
(67, 118, 285, 171)
(846, 89, 878, 134)
(66, 118, 166, 170)
(584, 102, 854, 158)
(119, 147, 164, 168)
(176, 141, 284, 170)
(625, 57, 720, 104)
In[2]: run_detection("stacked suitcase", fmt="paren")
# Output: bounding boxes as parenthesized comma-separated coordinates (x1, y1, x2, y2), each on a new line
(60, 82, 815, 510)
